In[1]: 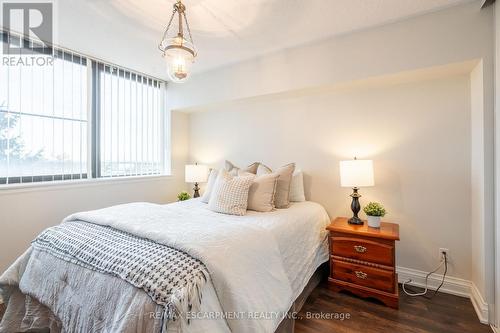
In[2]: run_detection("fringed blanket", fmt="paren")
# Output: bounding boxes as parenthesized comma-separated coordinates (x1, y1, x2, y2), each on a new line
(31, 221, 209, 331)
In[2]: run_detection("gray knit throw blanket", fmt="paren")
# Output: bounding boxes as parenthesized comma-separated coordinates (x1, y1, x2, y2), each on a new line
(31, 220, 209, 331)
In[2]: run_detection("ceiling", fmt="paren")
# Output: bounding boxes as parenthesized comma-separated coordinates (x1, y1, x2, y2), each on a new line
(72, 0, 474, 75)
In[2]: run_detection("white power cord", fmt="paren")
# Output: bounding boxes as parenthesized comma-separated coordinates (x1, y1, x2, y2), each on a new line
(402, 252, 448, 298)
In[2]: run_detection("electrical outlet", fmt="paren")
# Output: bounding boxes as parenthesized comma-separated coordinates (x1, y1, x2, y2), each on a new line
(439, 248, 449, 261)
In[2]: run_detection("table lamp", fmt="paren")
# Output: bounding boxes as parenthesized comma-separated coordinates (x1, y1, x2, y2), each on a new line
(339, 158, 375, 225)
(185, 164, 209, 198)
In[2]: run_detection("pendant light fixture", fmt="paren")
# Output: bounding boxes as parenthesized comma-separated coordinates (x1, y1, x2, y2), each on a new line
(158, 0, 196, 83)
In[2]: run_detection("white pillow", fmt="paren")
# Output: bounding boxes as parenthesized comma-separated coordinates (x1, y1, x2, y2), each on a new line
(240, 171, 279, 212)
(289, 170, 306, 202)
(208, 170, 255, 216)
(201, 169, 218, 203)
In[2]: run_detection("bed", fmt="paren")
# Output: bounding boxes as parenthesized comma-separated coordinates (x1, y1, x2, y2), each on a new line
(0, 198, 330, 333)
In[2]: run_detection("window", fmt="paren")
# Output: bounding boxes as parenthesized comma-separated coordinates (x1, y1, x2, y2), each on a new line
(0, 37, 89, 184)
(93, 63, 164, 178)
(0, 31, 168, 186)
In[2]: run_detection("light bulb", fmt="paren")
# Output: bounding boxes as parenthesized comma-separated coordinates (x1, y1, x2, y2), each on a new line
(164, 46, 194, 83)
(174, 57, 187, 77)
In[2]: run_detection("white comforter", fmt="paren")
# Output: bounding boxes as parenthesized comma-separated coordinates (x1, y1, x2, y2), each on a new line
(1, 199, 330, 333)
(65, 199, 330, 333)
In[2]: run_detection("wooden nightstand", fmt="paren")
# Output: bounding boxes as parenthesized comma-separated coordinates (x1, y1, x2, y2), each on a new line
(326, 217, 400, 308)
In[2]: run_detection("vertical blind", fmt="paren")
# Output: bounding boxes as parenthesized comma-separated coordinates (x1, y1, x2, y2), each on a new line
(93, 62, 165, 178)
(0, 32, 88, 184)
(0, 30, 167, 185)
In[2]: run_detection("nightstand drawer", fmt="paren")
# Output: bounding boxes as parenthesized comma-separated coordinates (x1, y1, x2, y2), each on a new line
(331, 234, 394, 266)
(331, 259, 394, 293)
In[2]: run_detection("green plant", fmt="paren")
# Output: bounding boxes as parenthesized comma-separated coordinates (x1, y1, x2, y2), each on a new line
(0, 103, 43, 162)
(363, 202, 386, 217)
(177, 191, 191, 201)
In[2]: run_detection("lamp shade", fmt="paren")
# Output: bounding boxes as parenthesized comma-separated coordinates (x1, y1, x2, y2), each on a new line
(339, 159, 375, 188)
(185, 164, 209, 183)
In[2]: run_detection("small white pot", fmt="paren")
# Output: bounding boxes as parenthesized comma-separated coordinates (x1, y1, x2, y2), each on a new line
(367, 216, 381, 228)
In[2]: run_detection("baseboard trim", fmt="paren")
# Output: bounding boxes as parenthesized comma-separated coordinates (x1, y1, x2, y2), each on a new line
(470, 283, 489, 324)
(491, 325, 500, 333)
(397, 266, 470, 297)
(396, 266, 488, 324)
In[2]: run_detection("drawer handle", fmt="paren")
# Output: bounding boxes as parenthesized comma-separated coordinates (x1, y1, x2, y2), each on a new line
(355, 271, 368, 279)
(354, 245, 367, 253)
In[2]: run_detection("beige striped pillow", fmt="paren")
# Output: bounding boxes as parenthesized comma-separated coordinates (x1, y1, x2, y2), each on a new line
(274, 163, 296, 208)
(239, 171, 279, 212)
(208, 170, 255, 216)
(255, 163, 296, 208)
(225, 160, 259, 176)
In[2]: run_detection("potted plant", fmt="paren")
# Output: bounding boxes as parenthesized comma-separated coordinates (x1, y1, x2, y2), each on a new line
(363, 202, 386, 228)
(177, 191, 191, 201)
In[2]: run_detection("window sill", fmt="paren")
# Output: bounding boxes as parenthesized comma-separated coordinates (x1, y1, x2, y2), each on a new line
(0, 174, 174, 195)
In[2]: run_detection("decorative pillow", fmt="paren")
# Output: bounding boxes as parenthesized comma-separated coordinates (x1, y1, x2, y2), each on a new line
(241, 172, 279, 212)
(256, 163, 272, 176)
(289, 170, 306, 202)
(208, 170, 255, 216)
(274, 163, 296, 208)
(225, 160, 259, 176)
(201, 169, 218, 203)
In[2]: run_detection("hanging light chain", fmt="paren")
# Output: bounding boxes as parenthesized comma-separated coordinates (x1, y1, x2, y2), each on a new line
(183, 11, 196, 55)
(158, 1, 196, 55)
(158, 7, 178, 51)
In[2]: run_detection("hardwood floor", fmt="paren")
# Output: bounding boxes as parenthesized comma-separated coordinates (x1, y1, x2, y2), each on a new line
(295, 282, 492, 333)
(0, 282, 489, 333)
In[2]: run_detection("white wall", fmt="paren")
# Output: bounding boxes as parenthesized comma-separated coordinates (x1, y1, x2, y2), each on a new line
(471, 61, 487, 301)
(188, 74, 472, 281)
(494, 1, 500, 329)
(0, 111, 189, 272)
